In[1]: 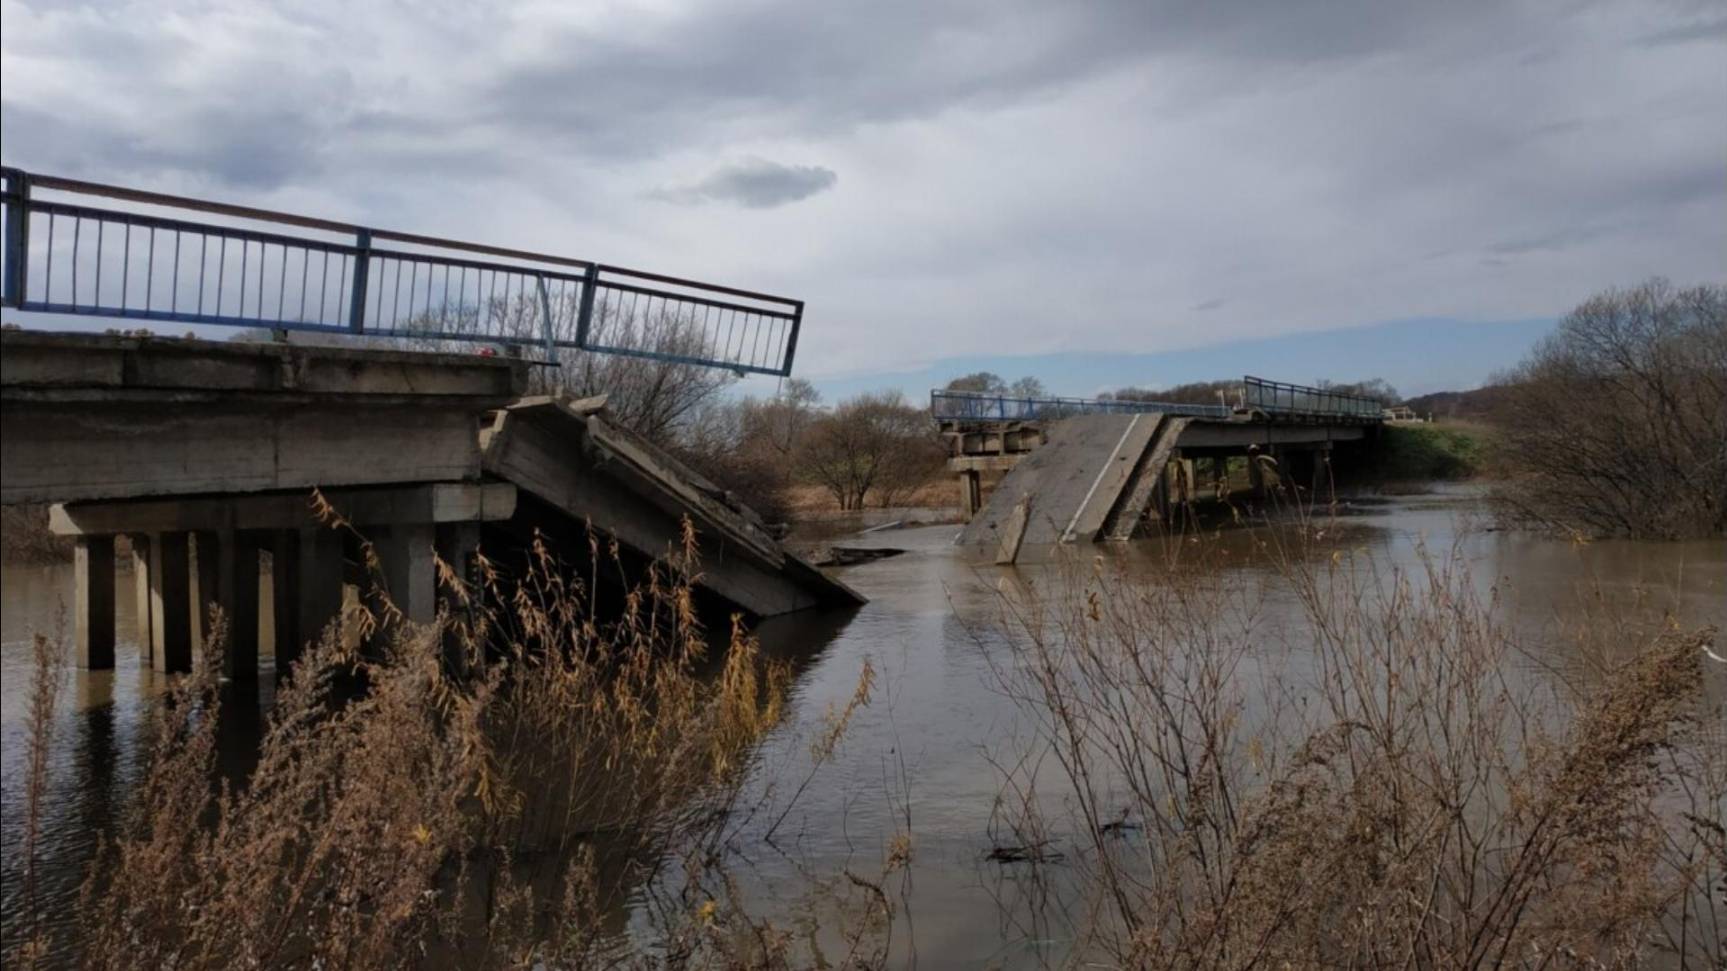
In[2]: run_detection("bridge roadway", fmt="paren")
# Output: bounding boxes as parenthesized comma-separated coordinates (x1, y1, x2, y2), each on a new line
(0, 330, 862, 676)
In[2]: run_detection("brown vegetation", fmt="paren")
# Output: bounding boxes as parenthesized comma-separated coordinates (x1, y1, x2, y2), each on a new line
(1490, 278, 1726, 539)
(8, 518, 895, 969)
(985, 535, 1726, 968)
(797, 392, 944, 511)
(1, 505, 72, 564)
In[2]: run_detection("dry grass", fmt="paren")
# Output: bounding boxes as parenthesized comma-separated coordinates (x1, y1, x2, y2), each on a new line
(4, 509, 893, 969)
(984, 530, 1725, 968)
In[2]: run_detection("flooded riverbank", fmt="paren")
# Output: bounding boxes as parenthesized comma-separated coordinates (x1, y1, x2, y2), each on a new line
(4, 486, 1724, 966)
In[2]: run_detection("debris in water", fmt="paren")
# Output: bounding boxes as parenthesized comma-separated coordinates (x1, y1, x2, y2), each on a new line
(813, 546, 908, 567)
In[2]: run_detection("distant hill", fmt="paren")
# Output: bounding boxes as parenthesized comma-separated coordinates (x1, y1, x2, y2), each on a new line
(1401, 385, 1509, 421)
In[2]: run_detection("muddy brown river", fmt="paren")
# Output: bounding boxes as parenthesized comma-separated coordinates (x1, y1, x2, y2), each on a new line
(4, 485, 1724, 965)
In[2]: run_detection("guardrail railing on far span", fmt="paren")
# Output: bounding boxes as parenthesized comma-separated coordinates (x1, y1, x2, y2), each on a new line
(0, 166, 803, 376)
(930, 389, 1231, 421)
(1242, 375, 1384, 420)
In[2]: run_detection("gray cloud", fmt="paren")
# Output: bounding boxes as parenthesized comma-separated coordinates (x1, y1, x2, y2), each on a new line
(652, 159, 837, 209)
(1637, 16, 1727, 46)
(0, 0, 1721, 383)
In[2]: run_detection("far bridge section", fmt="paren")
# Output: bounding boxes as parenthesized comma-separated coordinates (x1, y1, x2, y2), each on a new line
(1, 331, 861, 677)
(941, 378, 1384, 563)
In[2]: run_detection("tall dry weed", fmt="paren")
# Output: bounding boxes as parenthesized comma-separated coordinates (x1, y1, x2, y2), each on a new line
(54, 515, 828, 969)
(987, 534, 1724, 969)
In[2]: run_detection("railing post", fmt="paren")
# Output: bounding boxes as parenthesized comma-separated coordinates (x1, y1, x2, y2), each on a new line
(574, 263, 599, 348)
(347, 228, 371, 334)
(779, 298, 804, 377)
(534, 275, 558, 364)
(2, 170, 28, 308)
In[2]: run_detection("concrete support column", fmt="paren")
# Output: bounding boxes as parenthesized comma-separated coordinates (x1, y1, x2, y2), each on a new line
(270, 530, 300, 673)
(292, 527, 346, 670)
(215, 530, 262, 681)
(379, 522, 437, 626)
(435, 523, 481, 605)
(1283, 449, 1317, 498)
(74, 535, 116, 670)
(129, 534, 153, 661)
(148, 532, 192, 674)
(436, 523, 482, 673)
(191, 530, 219, 659)
(956, 470, 982, 521)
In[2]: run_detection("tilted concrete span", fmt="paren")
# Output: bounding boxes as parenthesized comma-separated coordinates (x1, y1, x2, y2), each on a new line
(1, 330, 861, 676)
(953, 407, 1373, 564)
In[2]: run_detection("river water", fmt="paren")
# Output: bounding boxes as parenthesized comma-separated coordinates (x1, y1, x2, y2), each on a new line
(3, 486, 1724, 965)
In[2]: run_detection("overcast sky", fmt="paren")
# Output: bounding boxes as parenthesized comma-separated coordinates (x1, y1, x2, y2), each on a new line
(2, 0, 1722, 393)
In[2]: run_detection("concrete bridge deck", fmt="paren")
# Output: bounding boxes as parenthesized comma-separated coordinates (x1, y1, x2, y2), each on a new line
(1, 330, 861, 675)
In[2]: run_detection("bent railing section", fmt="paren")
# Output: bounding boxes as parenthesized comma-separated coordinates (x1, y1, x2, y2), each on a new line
(931, 389, 1231, 421)
(0, 166, 802, 376)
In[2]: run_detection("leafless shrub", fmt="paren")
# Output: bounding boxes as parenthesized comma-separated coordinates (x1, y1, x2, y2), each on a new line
(986, 535, 1724, 968)
(798, 392, 944, 510)
(4, 633, 68, 969)
(1490, 277, 1727, 539)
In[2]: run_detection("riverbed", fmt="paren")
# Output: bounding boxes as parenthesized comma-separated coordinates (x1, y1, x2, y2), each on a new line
(3, 486, 1724, 965)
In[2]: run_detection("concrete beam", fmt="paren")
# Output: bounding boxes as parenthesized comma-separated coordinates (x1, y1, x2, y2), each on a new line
(3, 400, 489, 505)
(0, 330, 528, 398)
(50, 483, 517, 535)
(74, 536, 116, 670)
(946, 455, 1023, 473)
(1176, 421, 1366, 449)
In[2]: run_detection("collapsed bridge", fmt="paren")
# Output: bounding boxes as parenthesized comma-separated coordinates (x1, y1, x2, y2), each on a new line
(0, 166, 852, 678)
(935, 381, 1387, 563)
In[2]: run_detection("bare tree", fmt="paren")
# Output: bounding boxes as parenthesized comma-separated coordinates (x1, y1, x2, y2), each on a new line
(1317, 376, 1401, 406)
(1491, 277, 1726, 538)
(945, 371, 1008, 393)
(945, 372, 1048, 397)
(798, 391, 943, 510)
(399, 290, 739, 445)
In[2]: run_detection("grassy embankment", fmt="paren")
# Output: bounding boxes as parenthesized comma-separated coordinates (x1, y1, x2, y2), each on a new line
(1346, 419, 1492, 488)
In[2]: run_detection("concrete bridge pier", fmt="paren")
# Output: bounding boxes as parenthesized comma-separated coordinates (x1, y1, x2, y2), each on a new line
(129, 535, 153, 662)
(1247, 447, 1270, 499)
(73, 536, 116, 670)
(957, 470, 983, 521)
(147, 532, 192, 674)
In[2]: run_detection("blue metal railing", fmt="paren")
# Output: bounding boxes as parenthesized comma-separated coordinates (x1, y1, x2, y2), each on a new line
(931, 389, 1231, 421)
(0, 166, 802, 376)
(1242, 375, 1384, 420)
